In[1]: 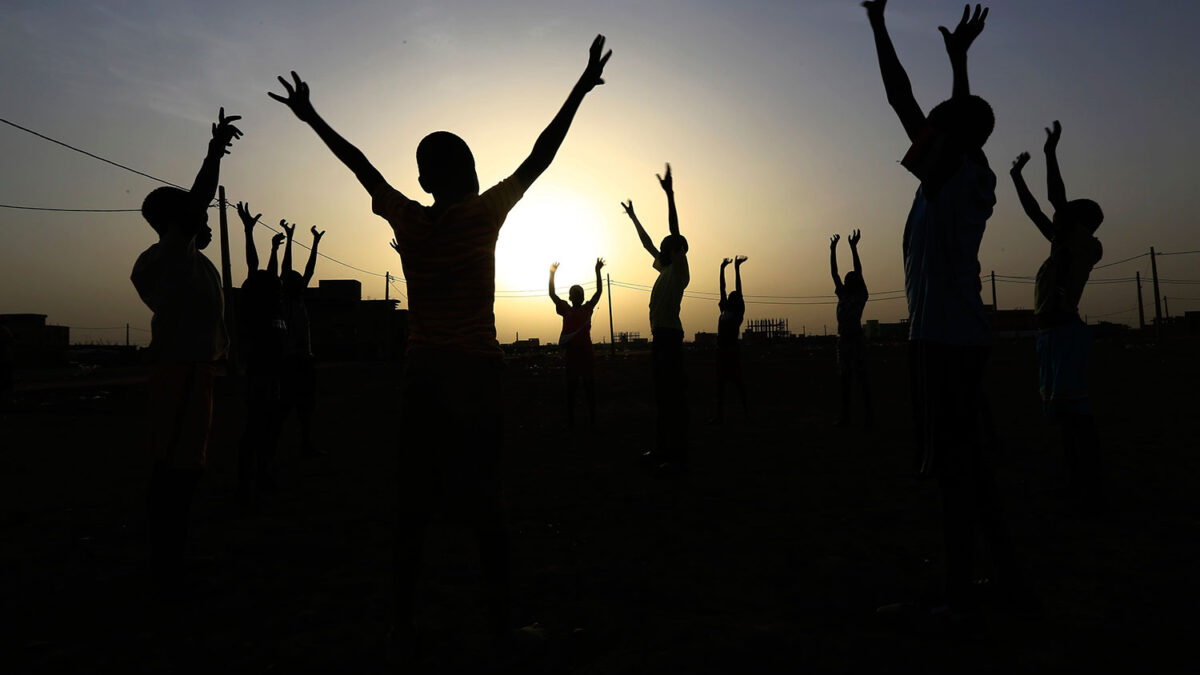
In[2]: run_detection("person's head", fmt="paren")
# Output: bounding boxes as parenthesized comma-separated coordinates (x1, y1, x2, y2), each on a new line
(142, 186, 207, 240)
(242, 269, 282, 312)
(1055, 198, 1104, 234)
(569, 284, 585, 306)
(726, 290, 745, 315)
(417, 131, 479, 199)
(281, 269, 305, 294)
(658, 234, 689, 266)
(926, 95, 995, 151)
(843, 270, 867, 295)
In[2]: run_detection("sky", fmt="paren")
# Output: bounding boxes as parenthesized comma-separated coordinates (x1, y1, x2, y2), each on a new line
(3, 0, 1200, 346)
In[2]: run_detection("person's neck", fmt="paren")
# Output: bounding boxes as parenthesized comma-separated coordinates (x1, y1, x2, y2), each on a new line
(430, 189, 478, 215)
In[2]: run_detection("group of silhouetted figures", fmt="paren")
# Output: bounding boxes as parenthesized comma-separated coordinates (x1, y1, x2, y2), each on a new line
(129, 3, 1109, 664)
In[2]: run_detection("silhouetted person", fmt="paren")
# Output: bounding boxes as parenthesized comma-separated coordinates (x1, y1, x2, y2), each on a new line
(715, 256, 748, 423)
(130, 108, 242, 599)
(236, 267, 288, 508)
(622, 163, 690, 474)
(280, 221, 325, 457)
(269, 34, 612, 662)
(864, 1, 1025, 625)
(830, 231, 872, 426)
(548, 258, 605, 430)
(1010, 120, 1106, 508)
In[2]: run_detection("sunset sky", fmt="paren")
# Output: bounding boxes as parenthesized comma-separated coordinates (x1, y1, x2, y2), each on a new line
(3, 0, 1199, 346)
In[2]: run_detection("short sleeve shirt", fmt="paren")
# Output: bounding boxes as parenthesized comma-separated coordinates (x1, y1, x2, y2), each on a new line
(717, 299, 743, 349)
(131, 244, 228, 362)
(1035, 225, 1102, 327)
(372, 177, 526, 358)
(836, 286, 869, 337)
(649, 253, 690, 333)
(902, 155, 995, 345)
(555, 299, 596, 349)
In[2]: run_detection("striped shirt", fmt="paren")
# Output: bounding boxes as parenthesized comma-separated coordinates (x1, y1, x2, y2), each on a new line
(372, 177, 526, 358)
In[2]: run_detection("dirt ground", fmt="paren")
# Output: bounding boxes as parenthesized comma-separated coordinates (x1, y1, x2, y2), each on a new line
(2, 339, 1197, 673)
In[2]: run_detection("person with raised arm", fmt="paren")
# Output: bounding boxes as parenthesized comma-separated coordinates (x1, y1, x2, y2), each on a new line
(1011, 121, 1106, 510)
(130, 108, 242, 600)
(269, 35, 612, 661)
(715, 255, 748, 423)
(279, 223, 324, 457)
(830, 231, 872, 427)
(864, 1, 1027, 626)
(622, 162, 691, 474)
(548, 258, 605, 430)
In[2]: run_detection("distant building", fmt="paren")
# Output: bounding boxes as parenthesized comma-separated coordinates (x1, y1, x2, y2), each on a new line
(0, 314, 69, 365)
(616, 331, 648, 345)
(302, 280, 406, 360)
(742, 318, 791, 344)
(505, 337, 542, 354)
(693, 331, 718, 349)
(986, 305, 1037, 338)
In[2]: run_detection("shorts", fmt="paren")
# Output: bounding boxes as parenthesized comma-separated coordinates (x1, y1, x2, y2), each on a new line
(716, 345, 741, 381)
(1037, 323, 1092, 416)
(148, 362, 215, 470)
(564, 344, 595, 380)
(837, 334, 866, 375)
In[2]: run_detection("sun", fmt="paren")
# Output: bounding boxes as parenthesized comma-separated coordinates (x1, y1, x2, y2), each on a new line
(494, 184, 612, 295)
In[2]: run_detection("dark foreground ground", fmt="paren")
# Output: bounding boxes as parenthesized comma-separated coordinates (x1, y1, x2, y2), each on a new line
(3, 339, 1198, 674)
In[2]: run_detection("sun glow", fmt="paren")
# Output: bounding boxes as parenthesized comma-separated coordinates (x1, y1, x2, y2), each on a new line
(494, 185, 613, 295)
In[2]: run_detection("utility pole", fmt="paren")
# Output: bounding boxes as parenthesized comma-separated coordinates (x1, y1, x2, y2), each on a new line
(217, 186, 239, 373)
(990, 270, 997, 310)
(1150, 246, 1163, 341)
(1136, 272, 1146, 331)
(607, 273, 615, 357)
(1164, 296, 1170, 319)
(385, 271, 390, 301)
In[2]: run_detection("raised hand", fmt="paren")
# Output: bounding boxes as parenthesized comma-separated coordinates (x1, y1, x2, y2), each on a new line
(579, 34, 613, 93)
(938, 4, 989, 59)
(722, 257, 734, 267)
(268, 71, 317, 123)
(1011, 151, 1031, 176)
(735, 254, 749, 265)
(848, 230, 862, 247)
(1043, 120, 1062, 154)
(621, 199, 636, 219)
(830, 233, 841, 250)
(862, 0, 888, 22)
(550, 262, 560, 274)
(310, 226, 325, 243)
(271, 232, 286, 248)
(656, 163, 673, 194)
(209, 107, 243, 156)
(390, 238, 401, 255)
(236, 202, 260, 231)
(280, 219, 296, 240)
(595, 257, 606, 272)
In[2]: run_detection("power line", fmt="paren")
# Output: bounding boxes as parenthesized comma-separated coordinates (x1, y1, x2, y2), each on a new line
(0, 203, 140, 213)
(0, 117, 186, 189)
(1093, 252, 1149, 269)
(1158, 250, 1200, 257)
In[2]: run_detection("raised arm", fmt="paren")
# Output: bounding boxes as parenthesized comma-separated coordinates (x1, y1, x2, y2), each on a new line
(1043, 120, 1067, 211)
(1010, 152, 1054, 241)
(829, 235, 843, 289)
(303, 226, 324, 286)
(280, 220, 296, 275)
(269, 72, 386, 194)
(236, 201, 261, 273)
(939, 4, 989, 99)
(719, 258, 732, 303)
(189, 108, 243, 213)
(267, 232, 284, 277)
(863, 0, 926, 142)
(589, 258, 606, 306)
(735, 255, 748, 295)
(548, 262, 562, 304)
(848, 230, 863, 276)
(514, 35, 612, 187)
(657, 164, 679, 236)
(622, 200, 659, 262)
